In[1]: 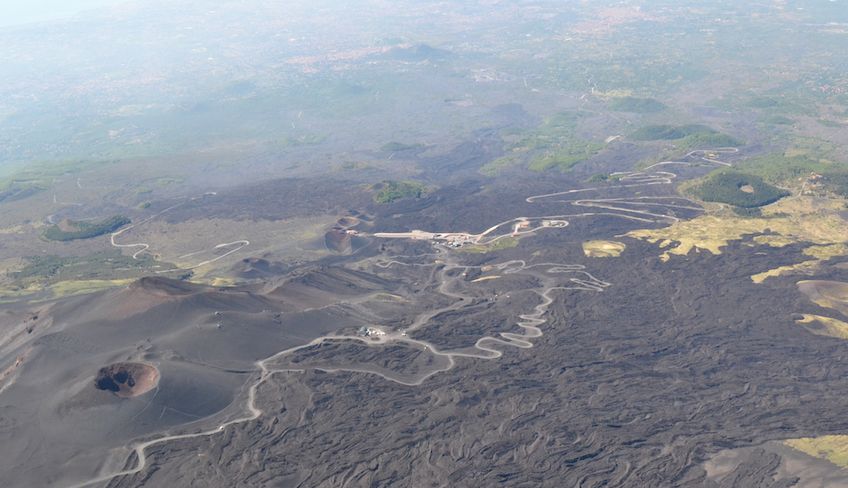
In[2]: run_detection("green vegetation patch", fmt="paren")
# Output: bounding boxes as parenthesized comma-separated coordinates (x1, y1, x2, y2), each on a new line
(481, 111, 603, 175)
(10, 250, 159, 290)
(608, 96, 667, 113)
(373, 180, 427, 204)
(631, 124, 716, 141)
(740, 154, 834, 184)
(0, 159, 114, 199)
(724, 152, 848, 196)
(480, 155, 521, 176)
(460, 237, 519, 253)
(762, 115, 795, 125)
(682, 132, 744, 150)
(586, 173, 623, 183)
(0, 181, 46, 204)
(821, 171, 848, 197)
(43, 215, 130, 242)
(380, 142, 425, 152)
(527, 142, 604, 172)
(748, 96, 781, 109)
(745, 95, 816, 116)
(630, 124, 743, 151)
(732, 206, 763, 218)
(690, 170, 789, 208)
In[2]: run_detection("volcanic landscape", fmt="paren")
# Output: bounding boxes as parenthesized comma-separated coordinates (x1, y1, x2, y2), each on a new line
(3, 2, 848, 487)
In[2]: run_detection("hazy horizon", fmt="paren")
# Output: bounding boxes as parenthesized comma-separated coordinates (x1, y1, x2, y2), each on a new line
(0, 0, 129, 27)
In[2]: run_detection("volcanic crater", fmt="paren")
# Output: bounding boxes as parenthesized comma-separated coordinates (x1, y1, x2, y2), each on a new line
(95, 362, 160, 398)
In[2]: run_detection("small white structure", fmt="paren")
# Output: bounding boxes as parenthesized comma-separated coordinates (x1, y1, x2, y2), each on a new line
(358, 326, 387, 338)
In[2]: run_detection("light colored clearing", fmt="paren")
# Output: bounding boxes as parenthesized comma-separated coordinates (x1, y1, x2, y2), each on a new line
(795, 314, 848, 340)
(752, 234, 797, 247)
(582, 240, 626, 258)
(460, 236, 519, 254)
(751, 260, 820, 284)
(739, 184, 755, 193)
(0, 257, 26, 277)
(49, 279, 135, 298)
(785, 436, 848, 468)
(0, 282, 47, 301)
(804, 244, 848, 260)
(750, 247, 848, 283)
(626, 196, 848, 266)
(627, 214, 763, 262)
(203, 277, 237, 287)
(0, 224, 29, 234)
(798, 280, 848, 317)
(592, 89, 634, 99)
(471, 275, 501, 283)
(370, 293, 406, 302)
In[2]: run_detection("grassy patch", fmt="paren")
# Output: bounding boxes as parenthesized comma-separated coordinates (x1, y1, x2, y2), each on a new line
(43, 215, 130, 242)
(527, 143, 604, 172)
(751, 261, 820, 284)
(762, 115, 795, 125)
(49, 279, 135, 298)
(734, 153, 848, 189)
(689, 170, 789, 208)
(380, 142, 425, 152)
(794, 315, 848, 340)
(630, 124, 743, 149)
(745, 95, 815, 115)
(481, 111, 602, 175)
(372, 180, 427, 204)
(480, 155, 521, 176)
(582, 240, 626, 257)
(786, 435, 848, 468)
(626, 196, 848, 265)
(586, 173, 624, 184)
(630, 124, 715, 141)
(461, 237, 519, 253)
(821, 171, 848, 197)
(11, 250, 158, 289)
(0, 159, 113, 198)
(0, 181, 46, 204)
(678, 132, 743, 149)
(731, 206, 762, 217)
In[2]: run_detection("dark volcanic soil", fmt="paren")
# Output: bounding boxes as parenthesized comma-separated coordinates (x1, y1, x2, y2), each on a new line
(99, 239, 848, 488)
(0, 267, 406, 487)
(3, 151, 846, 487)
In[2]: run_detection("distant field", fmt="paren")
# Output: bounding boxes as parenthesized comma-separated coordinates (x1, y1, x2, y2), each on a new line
(482, 112, 603, 174)
(608, 96, 666, 113)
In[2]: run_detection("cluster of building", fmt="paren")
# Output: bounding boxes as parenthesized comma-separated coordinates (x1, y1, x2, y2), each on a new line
(801, 172, 825, 196)
(541, 219, 567, 228)
(441, 233, 476, 248)
(357, 326, 386, 338)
